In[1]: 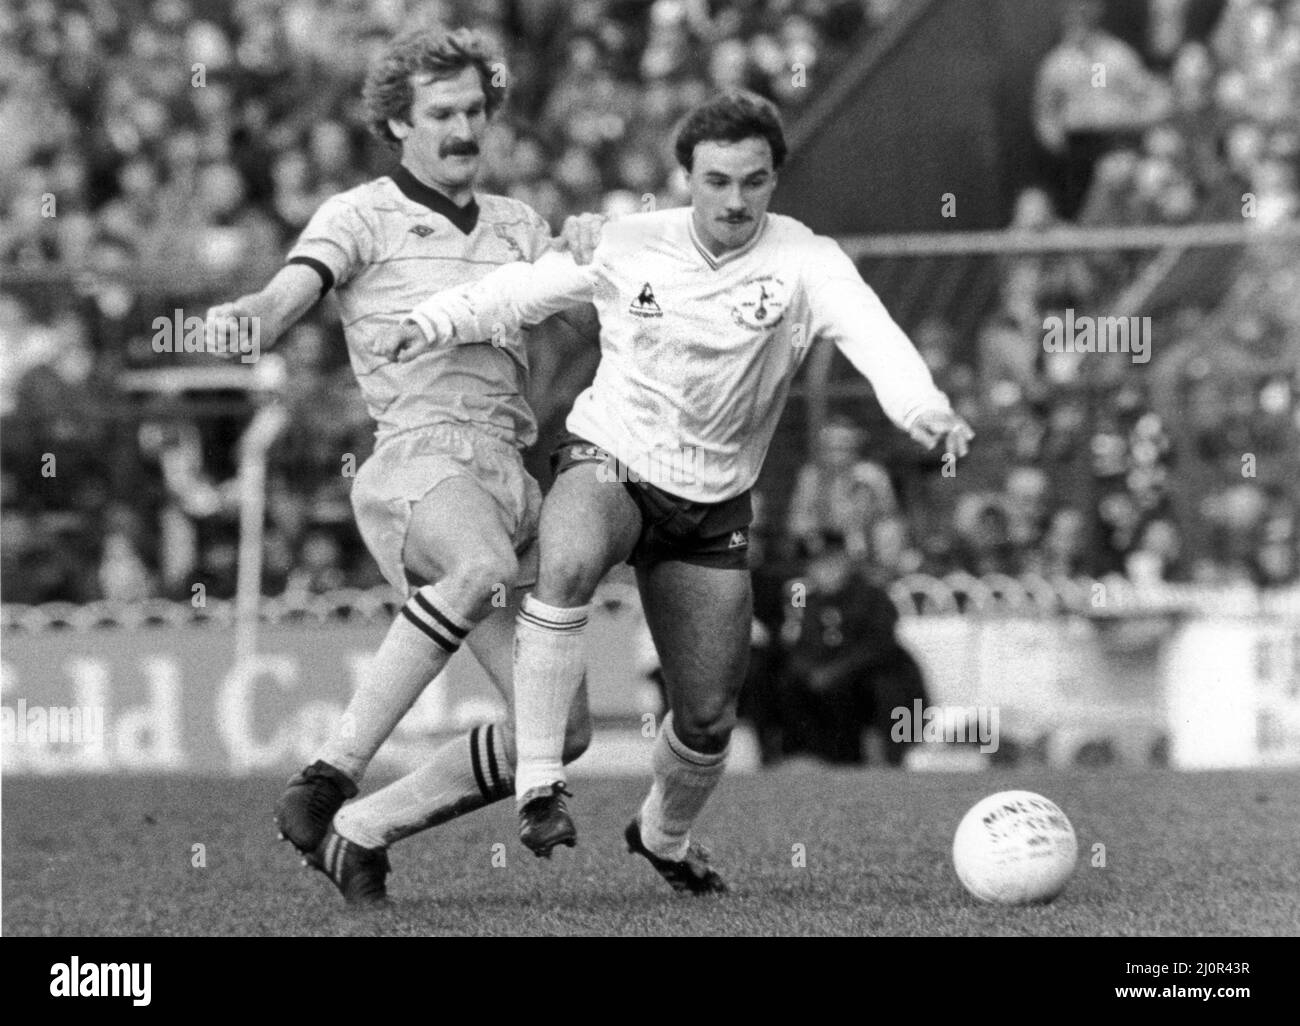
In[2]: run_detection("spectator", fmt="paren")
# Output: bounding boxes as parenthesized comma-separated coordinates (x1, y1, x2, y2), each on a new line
(773, 532, 929, 766)
(1126, 517, 1187, 584)
(999, 187, 1097, 349)
(1147, 0, 1196, 71)
(1003, 466, 1052, 551)
(868, 514, 924, 581)
(787, 416, 898, 557)
(1032, 507, 1092, 578)
(952, 496, 1020, 576)
(1034, 0, 1172, 217)
(1254, 505, 1298, 585)
(286, 528, 348, 597)
(98, 529, 156, 602)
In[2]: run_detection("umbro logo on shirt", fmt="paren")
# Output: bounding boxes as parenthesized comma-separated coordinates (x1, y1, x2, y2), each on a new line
(409, 224, 436, 238)
(629, 283, 663, 318)
(728, 530, 748, 549)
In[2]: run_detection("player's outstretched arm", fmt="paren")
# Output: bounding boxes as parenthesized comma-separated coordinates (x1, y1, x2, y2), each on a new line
(807, 242, 974, 460)
(905, 407, 974, 460)
(204, 264, 323, 358)
(380, 249, 598, 362)
(369, 215, 609, 363)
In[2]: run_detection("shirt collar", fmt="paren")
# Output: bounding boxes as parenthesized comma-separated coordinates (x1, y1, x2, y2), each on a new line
(687, 212, 768, 270)
(392, 164, 480, 235)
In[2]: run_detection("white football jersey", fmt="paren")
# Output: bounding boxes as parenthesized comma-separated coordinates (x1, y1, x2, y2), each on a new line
(409, 207, 952, 503)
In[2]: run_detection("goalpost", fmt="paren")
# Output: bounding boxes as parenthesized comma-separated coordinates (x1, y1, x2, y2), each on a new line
(234, 398, 289, 666)
(116, 354, 289, 666)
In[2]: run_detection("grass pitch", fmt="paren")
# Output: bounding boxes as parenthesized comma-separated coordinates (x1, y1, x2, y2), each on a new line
(4, 768, 1297, 936)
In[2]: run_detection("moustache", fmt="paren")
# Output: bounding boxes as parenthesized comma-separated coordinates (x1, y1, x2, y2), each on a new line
(441, 141, 480, 158)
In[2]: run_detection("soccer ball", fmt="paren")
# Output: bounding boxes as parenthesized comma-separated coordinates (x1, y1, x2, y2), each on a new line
(952, 790, 1078, 905)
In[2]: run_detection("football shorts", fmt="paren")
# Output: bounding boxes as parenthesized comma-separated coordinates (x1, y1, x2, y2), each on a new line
(551, 433, 752, 570)
(351, 422, 541, 595)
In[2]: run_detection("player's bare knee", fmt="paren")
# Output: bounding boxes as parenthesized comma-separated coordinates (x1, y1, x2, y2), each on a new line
(673, 704, 736, 755)
(443, 551, 518, 615)
(400, 544, 443, 589)
(536, 550, 603, 607)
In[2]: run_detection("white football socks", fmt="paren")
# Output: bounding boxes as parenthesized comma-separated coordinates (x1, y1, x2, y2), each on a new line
(512, 594, 589, 802)
(335, 721, 511, 849)
(333, 682, 596, 850)
(319, 582, 476, 784)
(638, 712, 729, 861)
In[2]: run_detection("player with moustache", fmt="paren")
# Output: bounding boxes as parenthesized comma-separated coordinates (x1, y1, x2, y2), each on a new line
(379, 91, 974, 893)
(205, 26, 604, 906)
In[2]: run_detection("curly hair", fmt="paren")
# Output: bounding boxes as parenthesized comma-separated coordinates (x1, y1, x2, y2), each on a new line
(362, 27, 507, 148)
(674, 91, 788, 172)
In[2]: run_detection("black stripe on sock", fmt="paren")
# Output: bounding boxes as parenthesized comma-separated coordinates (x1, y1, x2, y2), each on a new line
(469, 725, 493, 802)
(413, 591, 470, 640)
(485, 723, 506, 798)
(518, 609, 587, 632)
(401, 606, 459, 653)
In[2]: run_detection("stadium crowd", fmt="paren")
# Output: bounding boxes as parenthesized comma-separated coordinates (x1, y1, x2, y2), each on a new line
(1032, 0, 1300, 225)
(1, 0, 1297, 609)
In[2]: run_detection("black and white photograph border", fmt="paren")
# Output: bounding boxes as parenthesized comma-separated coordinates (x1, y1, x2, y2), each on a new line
(2, 0, 1298, 970)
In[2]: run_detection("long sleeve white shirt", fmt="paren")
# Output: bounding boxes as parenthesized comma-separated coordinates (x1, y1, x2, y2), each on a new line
(410, 207, 952, 503)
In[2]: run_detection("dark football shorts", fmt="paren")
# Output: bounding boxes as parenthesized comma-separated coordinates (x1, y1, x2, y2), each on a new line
(551, 433, 752, 570)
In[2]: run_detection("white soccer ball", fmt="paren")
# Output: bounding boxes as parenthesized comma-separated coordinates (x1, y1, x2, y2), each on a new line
(952, 790, 1078, 905)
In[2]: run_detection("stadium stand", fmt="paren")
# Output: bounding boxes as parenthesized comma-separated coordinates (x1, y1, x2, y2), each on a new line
(1, 0, 1296, 610)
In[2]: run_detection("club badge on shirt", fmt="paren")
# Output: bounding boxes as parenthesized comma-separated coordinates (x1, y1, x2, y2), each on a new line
(491, 223, 526, 261)
(731, 275, 787, 330)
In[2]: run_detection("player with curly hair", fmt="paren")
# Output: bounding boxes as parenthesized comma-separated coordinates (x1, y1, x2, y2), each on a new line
(206, 26, 602, 906)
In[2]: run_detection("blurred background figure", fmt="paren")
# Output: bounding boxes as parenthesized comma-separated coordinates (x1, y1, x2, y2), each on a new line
(786, 416, 898, 559)
(765, 532, 929, 767)
(1034, 0, 1172, 217)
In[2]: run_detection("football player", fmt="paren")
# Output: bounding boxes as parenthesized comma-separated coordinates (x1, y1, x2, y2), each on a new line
(205, 26, 601, 906)
(382, 90, 973, 892)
